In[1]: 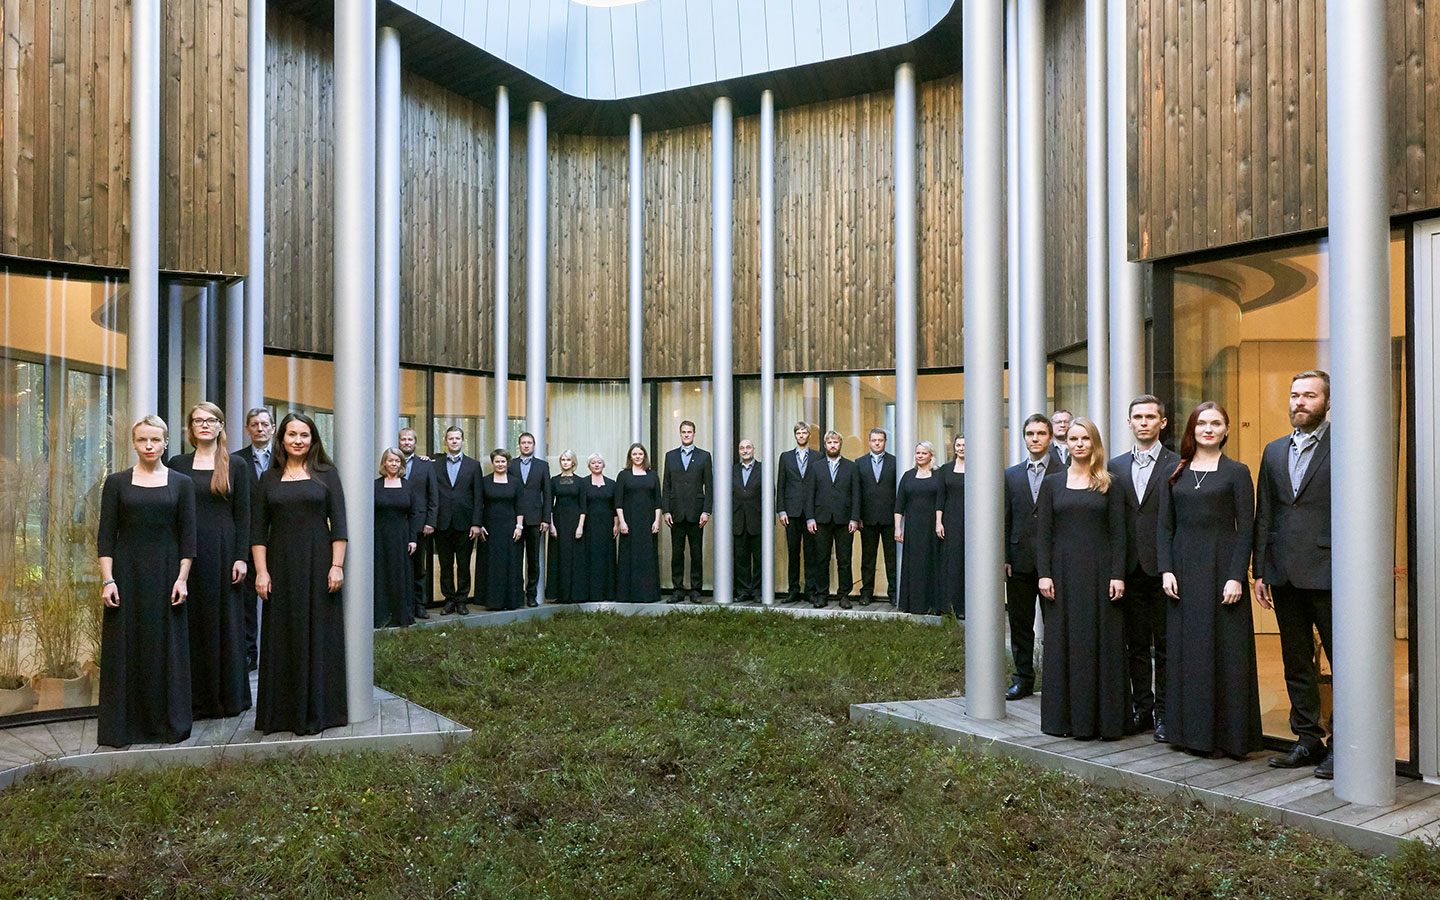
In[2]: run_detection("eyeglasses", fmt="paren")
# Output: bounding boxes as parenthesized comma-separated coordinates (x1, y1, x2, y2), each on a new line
(192, 417, 222, 427)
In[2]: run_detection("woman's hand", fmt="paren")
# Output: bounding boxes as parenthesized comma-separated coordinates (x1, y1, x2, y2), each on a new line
(1253, 578, 1273, 610)
(549, 523, 558, 537)
(1222, 579, 1243, 605)
(170, 578, 188, 606)
(408, 541, 417, 555)
(1162, 572, 1179, 600)
(231, 560, 248, 584)
(479, 526, 489, 542)
(1108, 579, 1125, 602)
(935, 522, 945, 540)
(575, 525, 584, 540)
(651, 519, 661, 534)
(256, 571, 272, 601)
(101, 582, 120, 608)
(894, 528, 904, 544)
(328, 564, 344, 593)
(1038, 577, 1055, 600)
(513, 524, 524, 542)
(619, 520, 630, 536)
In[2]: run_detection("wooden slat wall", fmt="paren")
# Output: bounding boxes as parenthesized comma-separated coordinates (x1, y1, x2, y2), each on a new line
(0, 0, 246, 273)
(1045, 0, 1087, 351)
(917, 73, 966, 368)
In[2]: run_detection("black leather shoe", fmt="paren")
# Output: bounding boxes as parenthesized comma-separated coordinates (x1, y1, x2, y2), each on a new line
(441, 601, 454, 615)
(811, 596, 828, 608)
(1135, 712, 1155, 733)
(1005, 684, 1032, 701)
(1153, 718, 1168, 743)
(667, 593, 684, 604)
(839, 597, 853, 610)
(454, 602, 468, 615)
(690, 591, 703, 604)
(526, 598, 539, 608)
(1268, 743, 1321, 769)
(413, 606, 430, 620)
(858, 594, 874, 606)
(1125, 716, 1142, 736)
(786, 592, 804, 605)
(1314, 750, 1335, 780)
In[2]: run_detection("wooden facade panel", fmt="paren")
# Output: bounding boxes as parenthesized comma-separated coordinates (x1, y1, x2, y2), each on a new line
(916, 73, 963, 368)
(639, 119, 712, 378)
(1044, 1, 1087, 351)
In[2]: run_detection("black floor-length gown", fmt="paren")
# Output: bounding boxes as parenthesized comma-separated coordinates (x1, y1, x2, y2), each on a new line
(96, 469, 197, 747)
(546, 474, 587, 603)
(896, 469, 942, 614)
(169, 453, 251, 718)
(1158, 456, 1264, 757)
(479, 475, 524, 610)
(576, 476, 618, 604)
(937, 464, 966, 618)
(1036, 473, 1129, 739)
(374, 478, 423, 627)
(251, 466, 348, 735)
(615, 469, 662, 604)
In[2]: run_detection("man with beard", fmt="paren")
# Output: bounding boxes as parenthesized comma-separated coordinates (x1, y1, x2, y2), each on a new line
(398, 428, 439, 620)
(1254, 370, 1335, 778)
(807, 430, 859, 608)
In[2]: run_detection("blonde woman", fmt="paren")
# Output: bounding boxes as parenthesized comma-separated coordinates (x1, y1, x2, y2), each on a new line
(576, 453, 618, 604)
(546, 449, 588, 603)
(894, 441, 944, 614)
(1035, 417, 1128, 740)
(374, 448, 423, 628)
(169, 402, 252, 719)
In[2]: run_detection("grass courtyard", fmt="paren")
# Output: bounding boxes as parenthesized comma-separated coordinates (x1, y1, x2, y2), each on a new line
(0, 610, 1437, 898)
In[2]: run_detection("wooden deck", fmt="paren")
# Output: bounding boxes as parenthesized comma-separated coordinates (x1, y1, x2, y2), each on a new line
(851, 695, 1440, 856)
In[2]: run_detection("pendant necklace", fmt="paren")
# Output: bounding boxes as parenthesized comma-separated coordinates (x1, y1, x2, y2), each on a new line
(1191, 468, 1210, 490)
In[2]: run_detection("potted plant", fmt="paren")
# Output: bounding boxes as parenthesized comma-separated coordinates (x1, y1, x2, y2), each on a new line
(0, 584, 36, 716)
(29, 570, 91, 711)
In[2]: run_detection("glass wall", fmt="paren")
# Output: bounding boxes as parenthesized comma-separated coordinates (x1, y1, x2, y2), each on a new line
(651, 380, 714, 592)
(1170, 233, 1412, 761)
(548, 380, 631, 478)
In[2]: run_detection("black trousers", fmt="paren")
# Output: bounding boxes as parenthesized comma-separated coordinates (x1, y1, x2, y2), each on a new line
(670, 521, 704, 593)
(1122, 568, 1168, 720)
(1006, 570, 1042, 689)
(783, 515, 817, 596)
(858, 522, 897, 600)
(433, 529, 474, 602)
(1271, 583, 1335, 747)
(734, 531, 761, 600)
(410, 532, 433, 608)
(242, 563, 259, 665)
(521, 525, 544, 602)
(813, 522, 854, 600)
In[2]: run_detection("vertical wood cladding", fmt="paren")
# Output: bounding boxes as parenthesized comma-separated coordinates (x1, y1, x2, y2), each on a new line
(0, 0, 246, 273)
(1045, 0, 1087, 351)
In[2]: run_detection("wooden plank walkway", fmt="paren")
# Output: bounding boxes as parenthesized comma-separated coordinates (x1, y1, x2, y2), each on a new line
(851, 695, 1440, 856)
(0, 673, 470, 789)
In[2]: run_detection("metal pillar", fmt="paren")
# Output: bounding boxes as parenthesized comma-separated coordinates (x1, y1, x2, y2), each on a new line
(963, 0, 1010, 721)
(1085, 0, 1109, 434)
(1107, 0, 1144, 445)
(712, 97, 735, 605)
(759, 89, 777, 606)
(1326, 0, 1395, 806)
(894, 63, 918, 474)
(494, 86, 510, 449)
(128, 0, 160, 426)
(1006, 0, 1023, 463)
(166, 284, 182, 433)
(245, 0, 266, 413)
(629, 113, 644, 443)
(1017, 0, 1047, 419)
(197, 285, 211, 397)
(375, 26, 401, 450)
(225, 281, 245, 446)
(526, 101, 549, 460)
(333, 0, 377, 723)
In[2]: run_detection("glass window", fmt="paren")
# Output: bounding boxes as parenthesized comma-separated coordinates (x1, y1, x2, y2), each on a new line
(263, 354, 337, 451)
(394, 367, 430, 451)
(651, 380, 714, 592)
(1049, 346, 1088, 422)
(736, 377, 820, 593)
(431, 371, 490, 459)
(548, 381, 631, 479)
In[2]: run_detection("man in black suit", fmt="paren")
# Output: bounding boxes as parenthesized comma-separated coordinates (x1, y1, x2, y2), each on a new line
(808, 430, 860, 609)
(1004, 413, 1060, 700)
(663, 420, 713, 604)
(1108, 395, 1180, 740)
(857, 427, 898, 606)
(1255, 370, 1335, 778)
(433, 425, 483, 615)
(732, 439, 764, 604)
(1050, 409, 1074, 467)
(232, 407, 274, 670)
(513, 432, 552, 608)
(398, 427, 439, 621)
(777, 421, 822, 604)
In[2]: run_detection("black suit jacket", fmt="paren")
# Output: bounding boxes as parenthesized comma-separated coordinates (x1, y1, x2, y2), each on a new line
(1004, 455, 1061, 574)
(662, 446, 713, 522)
(404, 455, 440, 534)
(1254, 427, 1332, 590)
(856, 452, 898, 525)
(808, 456, 860, 525)
(776, 447, 821, 518)
(232, 444, 273, 481)
(513, 456, 552, 526)
(1048, 443, 1068, 469)
(732, 462, 763, 536)
(435, 455, 484, 532)
(1107, 445, 1182, 577)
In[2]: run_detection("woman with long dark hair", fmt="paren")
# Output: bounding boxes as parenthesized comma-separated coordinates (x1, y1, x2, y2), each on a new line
(374, 448, 422, 628)
(251, 412, 348, 735)
(1158, 402, 1263, 759)
(615, 443, 663, 604)
(936, 435, 966, 618)
(1036, 418, 1128, 740)
(169, 401, 252, 718)
(479, 449, 525, 611)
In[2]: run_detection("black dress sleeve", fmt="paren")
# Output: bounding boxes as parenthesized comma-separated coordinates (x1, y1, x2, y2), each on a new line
(614, 471, 628, 508)
(176, 474, 198, 560)
(231, 456, 251, 558)
(1157, 477, 1177, 576)
(321, 466, 348, 542)
(1035, 478, 1054, 581)
(1106, 478, 1127, 581)
(1227, 460, 1256, 583)
(251, 471, 271, 552)
(97, 472, 122, 557)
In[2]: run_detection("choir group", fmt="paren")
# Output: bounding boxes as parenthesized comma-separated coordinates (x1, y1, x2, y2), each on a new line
(95, 370, 1336, 779)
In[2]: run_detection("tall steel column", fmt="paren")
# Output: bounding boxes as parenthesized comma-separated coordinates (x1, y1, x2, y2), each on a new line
(1006, 0, 1023, 463)
(494, 86, 510, 449)
(759, 89, 777, 606)
(128, 0, 161, 426)
(1107, 0, 1144, 443)
(1326, 0, 1395, 806)
(166, 284, 183, 432)
(245, 0, 267, 413)
(1017, 0, 1048, 419)
(629, 113, 644, 443)
(1084, 0, 1109, 434)
(197, 286, 212, 395)
(333, 0, 377, 723)
(375, 26, 401, 450)
(225, 281, 245, 446)
(894, 63, 918, 474)
(711, 97, 735, 605)
(526, 101, 548, 458)
(963, 0, 1010, 721)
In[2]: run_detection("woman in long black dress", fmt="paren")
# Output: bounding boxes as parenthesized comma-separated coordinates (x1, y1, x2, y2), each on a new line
(547, 450, 588, 604)
(1158, 402, 1263, 759)
(169, 401, 251, 719)
(894, 441, 943, 614)
(936, 435, 966, 619)
(616, 443, 663, 604)
(1036, 417, 1128, 740)
(251, 412, 348, 736)
(479, 450, 525, 611)
(374, 448, 422, 628)
(576, 453, 618, 604)
(97, 415, 197, 747)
